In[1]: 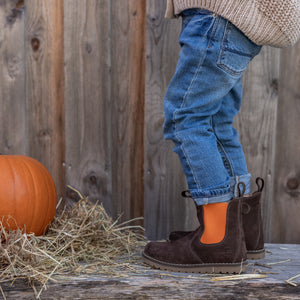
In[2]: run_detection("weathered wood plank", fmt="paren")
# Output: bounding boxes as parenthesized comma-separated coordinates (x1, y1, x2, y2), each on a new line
(110, 0, 146, 222)
(0, 0, 25, 154)
(25, 0, 65, 200)
(64, 0, 112, 212)
(236, 46, 280, 242)
(144, 0, 198, 240)
(272, 41, 300, 243)
(0, 244, 299, 299)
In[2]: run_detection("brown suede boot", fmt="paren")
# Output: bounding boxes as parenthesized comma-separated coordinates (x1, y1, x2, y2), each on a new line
(142, 197, 247, 274)
(169, 178, 265, 259)
(242, 178, 265, 259)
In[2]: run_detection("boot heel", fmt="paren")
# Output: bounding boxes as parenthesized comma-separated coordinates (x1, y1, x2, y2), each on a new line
(247, 249, 265, 260)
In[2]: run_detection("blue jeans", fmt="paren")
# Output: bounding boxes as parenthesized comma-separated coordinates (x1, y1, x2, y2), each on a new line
(163, 9, 262, 205)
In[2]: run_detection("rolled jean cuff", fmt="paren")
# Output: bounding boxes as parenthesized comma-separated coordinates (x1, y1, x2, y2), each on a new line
(191, 185, 232, 206)
(192, 174, 251, 206)
(230, 173, 252, 197)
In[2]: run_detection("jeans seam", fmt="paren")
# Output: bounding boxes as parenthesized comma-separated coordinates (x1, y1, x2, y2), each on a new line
(207, 15, 220, 47)
(180, 143, 199, 189)
(176, 16, 217, 114)
(211, 115, 235, 177)
(217, 139, 234, 176)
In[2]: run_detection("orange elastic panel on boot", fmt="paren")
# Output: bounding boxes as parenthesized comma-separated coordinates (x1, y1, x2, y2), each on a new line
(200, 202, 229, 244)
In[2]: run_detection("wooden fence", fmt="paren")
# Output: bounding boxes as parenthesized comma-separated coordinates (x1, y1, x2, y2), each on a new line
(0, 0, 299, 243)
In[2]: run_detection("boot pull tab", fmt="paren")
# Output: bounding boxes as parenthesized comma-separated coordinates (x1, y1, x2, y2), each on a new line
(238, 182, 246, 197)
(256, 177, 265, 192)
(181, 190, 192, 198)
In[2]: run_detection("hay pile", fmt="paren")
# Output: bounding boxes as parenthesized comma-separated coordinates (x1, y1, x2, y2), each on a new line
(0, 192, 146, 296)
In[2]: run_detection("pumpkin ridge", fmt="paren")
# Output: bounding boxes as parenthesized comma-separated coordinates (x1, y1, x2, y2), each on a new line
(21, 156, 39, 234)
(42, 164, 57, 234)
(1, 157, 18, 230)
(26, 157, 56, 235)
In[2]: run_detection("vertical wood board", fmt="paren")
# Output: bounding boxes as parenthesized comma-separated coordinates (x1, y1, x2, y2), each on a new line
(272, 41, 300, 243)
(64, 0, 112, 212)
(0, 0, 26, 155)
(25, 0, 65, 200)
(110, 0, 146, 222)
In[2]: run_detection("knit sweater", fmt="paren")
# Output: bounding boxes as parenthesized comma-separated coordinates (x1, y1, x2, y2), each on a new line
(165, 0, 300, 47)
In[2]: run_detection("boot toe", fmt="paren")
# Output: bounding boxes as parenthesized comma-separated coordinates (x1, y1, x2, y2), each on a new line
(143, 241, 172, 262)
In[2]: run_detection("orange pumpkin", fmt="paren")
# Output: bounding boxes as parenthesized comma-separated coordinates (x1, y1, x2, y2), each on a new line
(0, 155, 57, 236)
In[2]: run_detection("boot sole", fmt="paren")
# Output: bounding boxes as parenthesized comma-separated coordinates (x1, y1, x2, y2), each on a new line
(142, 252, 248, 274)
(247, 249, 265, 260)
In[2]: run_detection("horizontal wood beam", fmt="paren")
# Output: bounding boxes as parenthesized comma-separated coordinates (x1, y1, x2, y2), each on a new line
(0, 244, 299, 299)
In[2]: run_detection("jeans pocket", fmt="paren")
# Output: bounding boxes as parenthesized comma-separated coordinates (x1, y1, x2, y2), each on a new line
(217, 22, 262, 76)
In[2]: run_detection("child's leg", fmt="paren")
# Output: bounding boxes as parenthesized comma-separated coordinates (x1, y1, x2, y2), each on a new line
(163, 9, 261, 205)
(143, 9, 262, 273)
(211, 78, 252, 196)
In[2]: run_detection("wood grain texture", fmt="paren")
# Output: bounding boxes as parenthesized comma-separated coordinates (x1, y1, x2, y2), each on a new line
(236, 46, 280, 242)
(64, 0, 112, 212)
(272, 41, 300, 243)
(25, 0, 65, 200)
(0, 244, 299, 299)
(0, 0, 25, 154)
(144, 0, 198, 240)
(110, 0, 146, 222)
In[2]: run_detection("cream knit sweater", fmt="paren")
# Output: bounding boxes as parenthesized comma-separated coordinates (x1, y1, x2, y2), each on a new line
(166, 0, 300, 47)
